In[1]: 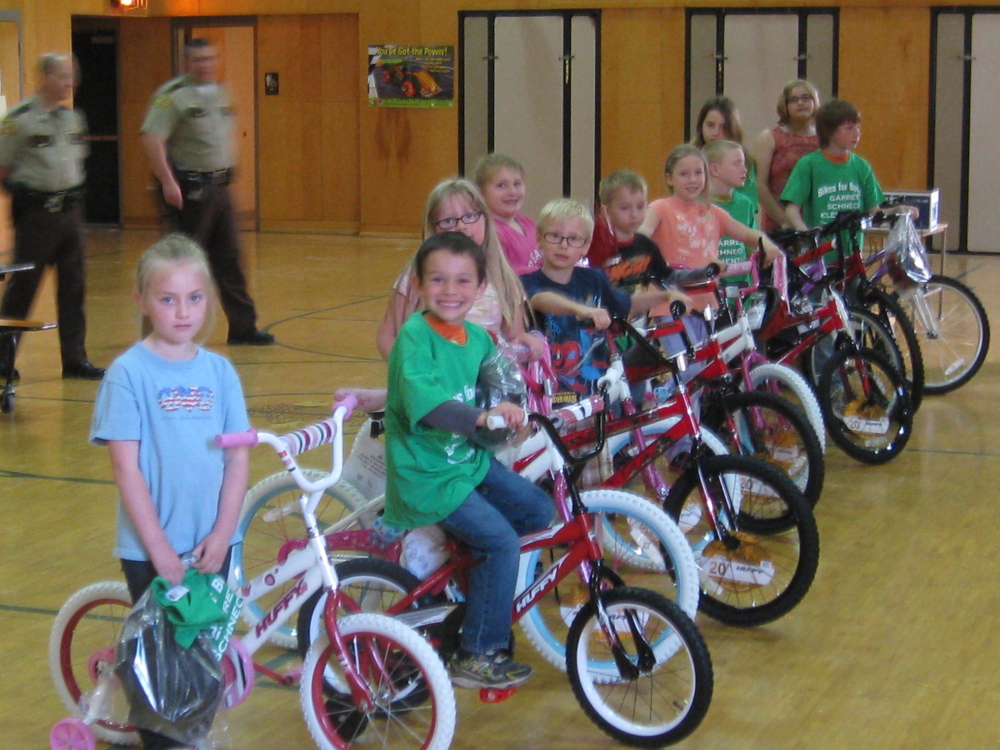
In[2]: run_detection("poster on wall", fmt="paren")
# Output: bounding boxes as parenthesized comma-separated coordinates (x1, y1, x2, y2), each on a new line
(367, 45, 454, 108)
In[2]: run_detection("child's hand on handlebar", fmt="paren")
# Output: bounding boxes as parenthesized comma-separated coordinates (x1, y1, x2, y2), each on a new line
(665, 289, 693, 316)
(580, 306, 611, 330)
(478, 402, 527, 430)
(514, 331, 547, 362)
(761, 236, 784, 266)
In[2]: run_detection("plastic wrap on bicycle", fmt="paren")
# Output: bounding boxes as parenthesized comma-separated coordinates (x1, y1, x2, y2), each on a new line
(280, 419, 337, 456)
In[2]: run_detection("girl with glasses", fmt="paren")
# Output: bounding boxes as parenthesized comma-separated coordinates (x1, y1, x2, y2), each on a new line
(376, 178, 544, 361)
(754, 79, 822, 231)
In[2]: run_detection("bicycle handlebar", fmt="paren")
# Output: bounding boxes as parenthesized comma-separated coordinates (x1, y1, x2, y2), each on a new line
(215, 395, 357, 456)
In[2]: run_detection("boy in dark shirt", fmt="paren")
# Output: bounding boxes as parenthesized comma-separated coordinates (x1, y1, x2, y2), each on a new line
(520, 198, 689, 400)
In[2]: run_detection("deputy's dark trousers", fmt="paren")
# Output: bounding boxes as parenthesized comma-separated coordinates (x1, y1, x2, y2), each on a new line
(0, 204, 88, 368)
(166, 180, 259, 338)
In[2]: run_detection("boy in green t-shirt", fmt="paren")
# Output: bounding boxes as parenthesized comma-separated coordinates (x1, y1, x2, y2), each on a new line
(705, 139, 756, 289)
(385, 231, 553, 690)
(781, 99, 913, 260)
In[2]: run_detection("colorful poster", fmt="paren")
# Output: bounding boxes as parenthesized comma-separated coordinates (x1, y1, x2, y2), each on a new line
(367, 45, 455, 108)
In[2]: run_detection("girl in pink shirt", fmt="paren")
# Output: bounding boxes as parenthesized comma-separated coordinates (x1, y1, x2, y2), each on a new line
(475, 154, 542, 275)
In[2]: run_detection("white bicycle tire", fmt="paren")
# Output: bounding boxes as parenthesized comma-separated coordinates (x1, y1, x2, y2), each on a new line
(232, 470, 372, 649)
(746, 362, 826, 452)
(300, 613, 456, 750)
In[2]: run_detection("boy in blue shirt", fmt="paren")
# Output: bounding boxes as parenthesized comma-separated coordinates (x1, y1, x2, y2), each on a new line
(385, 231, 553, 689)
(521, 198, 690, 401)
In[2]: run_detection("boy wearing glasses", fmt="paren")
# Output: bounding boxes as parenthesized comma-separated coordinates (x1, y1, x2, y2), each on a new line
(521, 198, 688, 400)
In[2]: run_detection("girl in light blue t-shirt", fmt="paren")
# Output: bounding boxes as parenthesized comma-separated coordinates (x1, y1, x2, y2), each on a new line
(89, 234, 250, 750)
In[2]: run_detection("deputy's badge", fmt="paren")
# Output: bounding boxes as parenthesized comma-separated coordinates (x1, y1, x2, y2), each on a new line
(0, 119, 17, 137)
(152, 94, 172, 109)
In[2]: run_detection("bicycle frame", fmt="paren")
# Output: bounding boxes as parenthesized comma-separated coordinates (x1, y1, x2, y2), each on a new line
(217, 399, 390, 703)
(351, 403, 658, 664)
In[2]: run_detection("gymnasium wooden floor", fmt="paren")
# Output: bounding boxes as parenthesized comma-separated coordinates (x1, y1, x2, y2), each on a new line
(3, 228, 998, 750)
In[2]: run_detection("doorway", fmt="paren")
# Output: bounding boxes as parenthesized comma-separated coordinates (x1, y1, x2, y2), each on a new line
(72, 18, 121, 225)
(174, 20, 257, 228)
(687, 9, 837, 143)
(460, 11, 600, 217)
(933, 9, 1000, 253)
(0, 11, 22, 251)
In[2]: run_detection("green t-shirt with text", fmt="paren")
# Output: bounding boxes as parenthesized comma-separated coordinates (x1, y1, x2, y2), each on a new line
(781, 150, 884, 262)
(712, 189, 756, 288)
(384, 313, 494, 528)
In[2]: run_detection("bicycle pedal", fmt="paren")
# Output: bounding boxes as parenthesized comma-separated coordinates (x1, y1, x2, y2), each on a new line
(479, 686, 518, 703)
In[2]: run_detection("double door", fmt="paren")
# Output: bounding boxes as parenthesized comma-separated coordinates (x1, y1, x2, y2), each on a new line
(687, 9, 837, 144)
(933, 11, 1000, 252)
(461, 12, 599, 217)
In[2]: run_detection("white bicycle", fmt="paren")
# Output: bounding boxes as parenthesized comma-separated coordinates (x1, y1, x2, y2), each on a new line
(48, 396, 456, 750)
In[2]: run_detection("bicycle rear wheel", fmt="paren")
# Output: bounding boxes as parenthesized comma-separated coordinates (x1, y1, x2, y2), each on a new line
(300, 613, 455, 750)
(745, 362, 826, 452)
(566, 587, 713, 747)
(296, 558, 424, 658)
(664, 455, 820, 626)
(49, 582, 138, 747)
(897, 275, 990, 394)
(818, 346, 913, 464)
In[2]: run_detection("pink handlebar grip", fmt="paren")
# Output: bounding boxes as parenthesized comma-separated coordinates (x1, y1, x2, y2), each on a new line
(215, 429, 259, 449)
(720, 260, 755, 278)
(333, 387, 387, 413)
(334, 394, 358, 421)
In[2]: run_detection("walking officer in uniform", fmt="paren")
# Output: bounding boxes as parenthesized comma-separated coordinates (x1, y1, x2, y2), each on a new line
(140, 37, 274, 346)
(0, 53, 104, 380)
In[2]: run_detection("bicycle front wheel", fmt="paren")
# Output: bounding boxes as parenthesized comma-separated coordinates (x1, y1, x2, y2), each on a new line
(898, 274, 990, 394)
(700, 389, 825, 508)
(49, 582, 138, 747)
(300, 613, 456, 750)
(818, 347, 913, 464)
(746, 362, 826, 452)
(859, 286, 926, 411)
(566, 587, 713, 747)
(517, 488, 700, 672)
(232, 470, 372, 648)
(665, 455, 820, 627)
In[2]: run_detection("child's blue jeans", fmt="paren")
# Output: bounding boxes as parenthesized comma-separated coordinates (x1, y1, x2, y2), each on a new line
(438, 457, 554, 655)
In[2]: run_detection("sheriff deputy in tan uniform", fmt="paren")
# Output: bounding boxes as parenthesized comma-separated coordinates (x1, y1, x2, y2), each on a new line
(140, 37, 274, 345)
(0, 53, 104, 380)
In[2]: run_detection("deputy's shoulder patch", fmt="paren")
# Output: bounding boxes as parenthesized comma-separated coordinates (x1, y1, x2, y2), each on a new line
(152, 94, 173, 109)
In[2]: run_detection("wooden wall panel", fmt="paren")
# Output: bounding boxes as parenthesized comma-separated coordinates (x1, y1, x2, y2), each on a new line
(320, 15, 360, 225)
(601, 7, 686, 197)
(257, 14, 358, 232)
(357, 1, 437, 237)
(3, 0, 993, 234)
(838, 7, 931, 190)
(119, 17, 173, 227)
